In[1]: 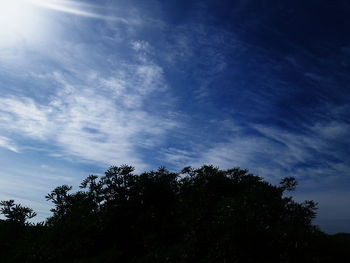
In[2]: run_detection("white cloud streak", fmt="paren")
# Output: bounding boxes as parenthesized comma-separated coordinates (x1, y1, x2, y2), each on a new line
(0, 136, 19, 153)
(28, 0, 131, 23)
(0, 73, 175, 170)
(163, 119, 350, 186)
(0, 36, 176, 171)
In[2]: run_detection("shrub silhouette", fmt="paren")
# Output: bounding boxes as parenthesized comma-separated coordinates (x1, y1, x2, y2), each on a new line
(0, 200, 37, 225)
(0, 165, 348, 262)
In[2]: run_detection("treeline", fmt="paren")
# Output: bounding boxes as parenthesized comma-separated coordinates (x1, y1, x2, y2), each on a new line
(0, 165, 349, 262)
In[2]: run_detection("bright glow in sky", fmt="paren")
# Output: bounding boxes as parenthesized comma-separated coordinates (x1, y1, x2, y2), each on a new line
(28, 0, 112, 19)
(0, 0, 39, 44)
(0, 0, 102, 46)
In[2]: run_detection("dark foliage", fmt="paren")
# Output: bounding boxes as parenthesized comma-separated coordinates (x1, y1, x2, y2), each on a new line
(0, 165, 349, 262)
(0, 200, 36, 225)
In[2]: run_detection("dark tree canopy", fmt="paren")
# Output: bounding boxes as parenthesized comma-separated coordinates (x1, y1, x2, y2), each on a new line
(0, 165, 348, 262)
(0, 200, 36, 225)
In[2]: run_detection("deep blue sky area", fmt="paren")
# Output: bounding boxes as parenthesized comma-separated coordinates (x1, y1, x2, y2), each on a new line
(0, 0, 349, 233)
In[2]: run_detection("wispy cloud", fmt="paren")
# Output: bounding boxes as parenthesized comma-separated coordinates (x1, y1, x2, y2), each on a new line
(0, 31, 177, 171)
(0, 136, 19, 153)
(162, 117, 350, 187)
(0, 73, 175, 170)
(0, 97, 54, 139)
(28, 0, 131, 23)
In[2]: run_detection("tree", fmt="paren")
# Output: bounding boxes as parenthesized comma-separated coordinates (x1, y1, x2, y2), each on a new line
(40, 165, 322, 262)
(0, 200, 36, 225)
(0, 164, 347, 262)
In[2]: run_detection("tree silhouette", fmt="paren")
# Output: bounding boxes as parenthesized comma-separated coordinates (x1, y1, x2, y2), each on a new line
(0, 164, 348, 262)
(0, 200, 36, 225)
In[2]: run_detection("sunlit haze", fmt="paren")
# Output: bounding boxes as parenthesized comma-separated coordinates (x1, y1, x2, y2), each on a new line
(0, 0, 40, 44)
(0, 0, 98, 46)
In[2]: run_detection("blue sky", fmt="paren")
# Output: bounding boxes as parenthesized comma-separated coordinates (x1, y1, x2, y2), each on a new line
(0, 0, 349, 233)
